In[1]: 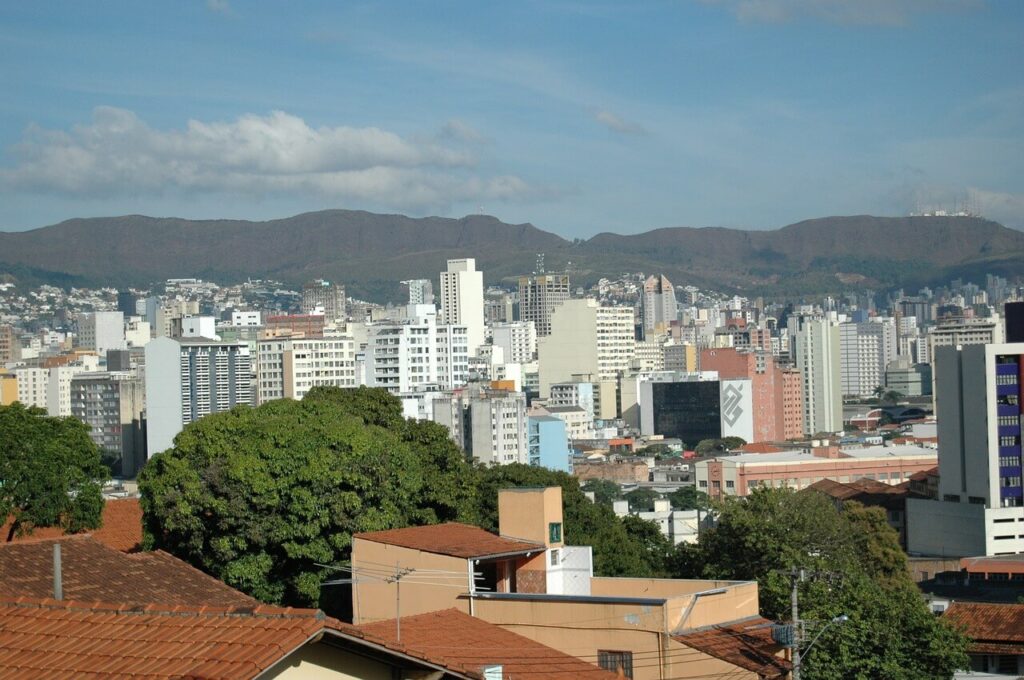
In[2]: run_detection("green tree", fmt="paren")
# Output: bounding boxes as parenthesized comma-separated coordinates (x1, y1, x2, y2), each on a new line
(667, 486, 709, 511)
(474, 464, 662, 577)
(139, 390, 474, 607)
(624, 487, 661, 512)
(672, 487, 968, 679)
(881, 390, 905, 406)
(620, 514, 672, 577)
(581, 478, 622, 506)
(0, 403, 107, 541)
(694, 437, 746, 455)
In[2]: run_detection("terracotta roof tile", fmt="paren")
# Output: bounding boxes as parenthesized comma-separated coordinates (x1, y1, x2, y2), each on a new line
(944, 602, 1024, 646)
(2, 498, 143, 552)
(358, 608, 620, 679)
(673, 616, 790, 679)
(0, 535, 256, 608)
(354, 522, 545, 559)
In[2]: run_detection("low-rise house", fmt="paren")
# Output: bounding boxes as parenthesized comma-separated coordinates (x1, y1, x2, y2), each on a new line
(806, 477, 913, 547)
(352, 487, 788, 680)
(944, 602, 1024, 676)
(612, 498, 706, 545)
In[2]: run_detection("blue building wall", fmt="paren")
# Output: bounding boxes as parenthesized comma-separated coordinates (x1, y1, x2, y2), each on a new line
(528, 415, 571, 473)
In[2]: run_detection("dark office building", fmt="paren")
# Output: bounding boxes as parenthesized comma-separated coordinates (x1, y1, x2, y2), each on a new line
(1007, 301, 1024, 343)
(648, 381, 722, 444)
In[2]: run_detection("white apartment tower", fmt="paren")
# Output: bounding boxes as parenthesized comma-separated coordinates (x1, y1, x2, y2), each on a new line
(145, 337, 253, 456)
(793, 317, 842, 434)
(518, 274, 570, 337)
(433, 388, 528, 465)
(839, 319, 897, 398)
(492, 321, 537, 364)
(256, 331, 356, 404)
(405, 279, 435, 306)
(439, 259, 485, 354)
(907, 343, 1024, 556)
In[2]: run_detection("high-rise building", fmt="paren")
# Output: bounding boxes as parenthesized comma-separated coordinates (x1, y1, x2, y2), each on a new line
(0, 325, 19, 364)
(77, 311, 125, 357)
(642, 274, 677, 336)
(636, 372, 755, 445)
(518, 274, 570, 337)
(70, 371, 146, 478)
(537, 299, 635, 400)
(780, 367, 805, 441)
(664, 343, 697, 372)
(793, 317, 842, 435)
(301, 279, 346, 321)
(528, 416, 571, 472)
(906, 343, 1024, 556)
(0, 372, 16, 405)
(145, 337, 253, 456)
(439, 259, 485, 354)
(492, 321, 537, 364)
(839, 319, 897, 398)
(404, 279, 434, 306)
(433, 387, 528, 465)
(46, 355, 101, 417)
(701, 347, 786, 443)
(364, 311, 470, 395)
(256, 331, 356, 404)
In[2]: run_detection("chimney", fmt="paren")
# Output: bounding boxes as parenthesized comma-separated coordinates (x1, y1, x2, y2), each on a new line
(53, 543, 63, 601)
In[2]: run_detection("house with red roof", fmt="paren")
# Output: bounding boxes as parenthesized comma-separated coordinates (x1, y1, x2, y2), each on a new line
(352, 486, 788, 680)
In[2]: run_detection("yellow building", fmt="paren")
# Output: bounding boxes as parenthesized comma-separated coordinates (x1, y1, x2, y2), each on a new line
(352, 487, 788, 680)
(0, 372, 17, 406)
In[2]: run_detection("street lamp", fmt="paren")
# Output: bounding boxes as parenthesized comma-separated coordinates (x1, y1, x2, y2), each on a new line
(795, 614, 849, 679)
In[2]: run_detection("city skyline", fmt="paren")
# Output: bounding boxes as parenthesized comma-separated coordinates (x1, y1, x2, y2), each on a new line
(1, 1, 1022, 235)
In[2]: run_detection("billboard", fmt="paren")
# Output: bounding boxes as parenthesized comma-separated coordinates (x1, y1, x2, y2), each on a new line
(719, 378, 754, 443)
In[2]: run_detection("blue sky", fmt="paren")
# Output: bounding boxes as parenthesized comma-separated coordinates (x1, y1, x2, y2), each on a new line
(1, 0, 1022, 236)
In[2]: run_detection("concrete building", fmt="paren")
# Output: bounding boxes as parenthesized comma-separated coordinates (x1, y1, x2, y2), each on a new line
(839, 319, 897, 398)
(77, 311, 125, 357)
(365, 312, 469, 395)
(793, 317, 842, 434)
(435, 323, 470, 390)
(433, 387, 528, 465)
(70, 371, 146, 477)
(518, 273, 570, 337)
(404, 279, 434, 306)
(636, 372, 755, 446)
(885, 358, 933, 397)
(528, 415, 571, 472)
(492, 321, 536, 363)
(180, 315, 218, 340)
(907, 343, 1024, 557)
(533, 404, 592, 442)
(664, 342, 698, 372)
(124, 317, 151, 348)
(0, 372, 16, 405)
(0, 325, 18, 363)
(144, 337, 253, 456)
(230, 311, 262, 327)
(351, 487, 787, 680)
(548, 380, 596, 423)
(13, 366, 47, 409)
(927, 317, 1004, 360)
(46, 355, 101, 417)
(697, 444, 938, 500)
(632, 338, 667, 372)
(256, 331, 356, 403)
(301, 279, 346, 321)
(701, 347, 788, 443)
(439, 258, 485, 354)
(642, 274, 677, 336)
(613, 498, 704, 546)
(538, 299, 634, 400)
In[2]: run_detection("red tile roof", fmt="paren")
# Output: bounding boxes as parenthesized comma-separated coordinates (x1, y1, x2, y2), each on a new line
(355, 522, 545, 559)
(0, 535, 256, 608)
(0, 598, 492, 679)
(944, 602, 1024, 649)
(740, 443, 784, 453)
(909, 466, 939, 482)
(1, 497, 143, 552)
(674, 616, 791, 679)
(358, 608, 620, 679)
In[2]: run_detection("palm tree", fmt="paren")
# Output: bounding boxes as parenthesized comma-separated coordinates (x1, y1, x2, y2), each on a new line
(881, 390, 905, 406)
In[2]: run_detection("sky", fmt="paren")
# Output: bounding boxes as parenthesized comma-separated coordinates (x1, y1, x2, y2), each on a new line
(0, 0, 1022, 237)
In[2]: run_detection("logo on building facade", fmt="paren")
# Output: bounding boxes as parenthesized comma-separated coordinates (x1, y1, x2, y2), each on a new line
(721, 383, 745, 427)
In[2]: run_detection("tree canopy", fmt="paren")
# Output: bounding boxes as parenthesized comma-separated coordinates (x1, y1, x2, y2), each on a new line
(694, 437, 746, 455)
(666, 486, 709, 511)
(581, 478, 622, 506)
(138, 388, 476, 606)
(671, 487, 968, 679)
(0, 403, 107, 541)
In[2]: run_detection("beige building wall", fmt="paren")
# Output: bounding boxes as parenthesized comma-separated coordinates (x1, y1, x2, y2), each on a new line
(538, 299, 599, 398)
(267, 642, 394, 680)
(351, 540, 472, 624)
(498, 488, 563, 546)
(0, 374, 16, 405)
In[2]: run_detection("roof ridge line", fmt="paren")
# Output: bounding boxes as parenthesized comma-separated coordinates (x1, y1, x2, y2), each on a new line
(0, 596, 324, 619)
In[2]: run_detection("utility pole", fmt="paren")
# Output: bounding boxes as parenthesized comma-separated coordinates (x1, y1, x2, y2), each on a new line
(386, 564, 415, 642)
(790, 568, 804, 680)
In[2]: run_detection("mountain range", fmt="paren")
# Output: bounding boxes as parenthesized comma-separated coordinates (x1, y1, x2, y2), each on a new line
(2, 211, 1022, 301)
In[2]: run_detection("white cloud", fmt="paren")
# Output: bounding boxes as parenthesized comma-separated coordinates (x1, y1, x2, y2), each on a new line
(594, 110, 646, 135)
(206, 0, 232, 15)
(0, 107, 539, 212)
(439, 119, 487, 144)
(701, 0, 983, 26)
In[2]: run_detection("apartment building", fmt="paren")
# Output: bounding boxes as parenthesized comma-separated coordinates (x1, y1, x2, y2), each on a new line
(257, 331, 356, 403)
(433, 387, 528, 465)
(491, 320, 537, 363)
(439, 258, 485, 354)
(518, 273, 570, 337)
(70, 371, 147, 477)
(839, 318, 897, 398)
(538, 299, 634, 399)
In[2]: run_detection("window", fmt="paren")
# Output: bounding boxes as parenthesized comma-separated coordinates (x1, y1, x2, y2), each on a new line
(548, 522, 562, 543)
(698, 480, 708, 488)
(598, 651, 633, 679)
(726, 480, 735, 489)
(550, 549, 560, 566)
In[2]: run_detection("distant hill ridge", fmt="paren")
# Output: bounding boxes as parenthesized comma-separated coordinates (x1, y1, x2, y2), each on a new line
(2, 210, 1022, 300)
